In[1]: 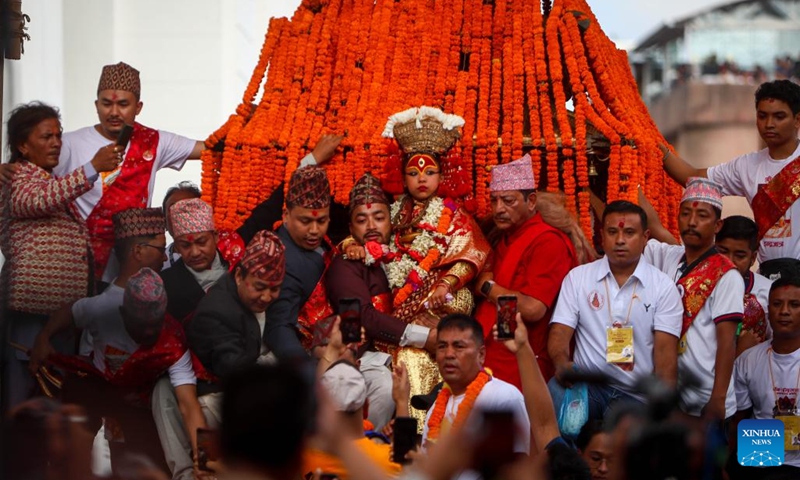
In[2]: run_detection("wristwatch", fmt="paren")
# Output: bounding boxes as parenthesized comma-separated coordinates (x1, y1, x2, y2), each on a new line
(480, 280, 495, 297)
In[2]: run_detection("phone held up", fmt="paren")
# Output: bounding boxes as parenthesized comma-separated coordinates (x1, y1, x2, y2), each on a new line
(392, 416, 419, 464)
(196, 427, 219, 472)
(496, 295, 518, 340)
(337, 297, 362, 344)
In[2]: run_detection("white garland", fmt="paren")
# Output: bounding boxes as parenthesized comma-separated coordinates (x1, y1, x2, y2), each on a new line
(382, 106, 466, 138)
(385, 196, 449, 289)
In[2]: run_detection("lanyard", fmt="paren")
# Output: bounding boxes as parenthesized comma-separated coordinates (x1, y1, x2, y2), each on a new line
(767, 347, 800, 415)
(603, 277, 639, 327)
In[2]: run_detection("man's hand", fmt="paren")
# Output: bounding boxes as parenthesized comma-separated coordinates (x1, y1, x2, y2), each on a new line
(492, 313, 529, 355)
(91, 143, 123, 173)
(28, 335, 55, 375)
(392, 361, 411, 405)
(553, 361, 576, 388)
(0, 162, 20, 184)
(701, 395, 727, 421)
(311, 134, 344, 165)
(344, 244, 366, 261)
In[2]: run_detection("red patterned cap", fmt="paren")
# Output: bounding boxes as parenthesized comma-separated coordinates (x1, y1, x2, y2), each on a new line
(682, 177, 723, 211)
(169, 198, 215, 238)
(490, 153, 536, 191)
(123, 267, 167, 322)
(113, 208, 165, 240)
(286, 166, 331, 210)
(240, 230, 286, 283)
(97, 62, 141, 97)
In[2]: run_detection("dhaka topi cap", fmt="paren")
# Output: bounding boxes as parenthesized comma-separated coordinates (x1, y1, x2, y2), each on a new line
(240, 230, 286, 283)
(113, 208, 165, 240)
(169, 198, 215, 238)
(349, 173, 390, 214)
(682, 177, 723, 211)
(490, 153, 536, 192)
(286, 166, 331, 210)
(123, 268, 167, 323)
(97, 62, 141, 98)
(321, 361, 368, 413)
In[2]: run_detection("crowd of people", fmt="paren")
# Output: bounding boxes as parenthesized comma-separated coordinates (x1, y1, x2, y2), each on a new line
(0, 61, 799, 480)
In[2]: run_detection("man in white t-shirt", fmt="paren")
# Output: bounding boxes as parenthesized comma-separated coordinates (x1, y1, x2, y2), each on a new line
(661, 80, 800, 278)
(643, 178, 743, 421)
(549, 200, 682, 422)
(52, 62, 204, 282)
(730, 276, 800, 478)
(420, 314, 530, 460)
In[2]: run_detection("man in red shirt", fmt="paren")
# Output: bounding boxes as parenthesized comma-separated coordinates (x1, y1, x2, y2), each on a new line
(474, 154, 577, 388)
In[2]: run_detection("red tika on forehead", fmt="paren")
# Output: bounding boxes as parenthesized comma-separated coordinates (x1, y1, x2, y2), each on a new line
(186, 234, 195, 242)
(111, 92, 118, 100)
(693, 201, 699, 207)
(618, 221, 625, 228)
(312, 210, 318, 217)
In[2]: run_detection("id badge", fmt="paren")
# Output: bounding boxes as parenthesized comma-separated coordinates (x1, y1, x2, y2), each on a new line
(606, 326, 634, 364)
(779, 415, 800, 451)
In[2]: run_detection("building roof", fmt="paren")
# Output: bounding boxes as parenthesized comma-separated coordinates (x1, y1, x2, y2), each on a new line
(634, 0, 795, 52)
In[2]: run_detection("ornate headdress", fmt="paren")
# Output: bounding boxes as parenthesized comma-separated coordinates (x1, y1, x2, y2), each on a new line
(240, 230, 286, 283)
(169, 198, 215, 238)
(383, 106, 464, 169)
(113, 208, 165, 240)
(286, 166, 331, 210)
(490, 153, 536, 192)
(682, 177, 723, 211)
(97, 62, 141, 97)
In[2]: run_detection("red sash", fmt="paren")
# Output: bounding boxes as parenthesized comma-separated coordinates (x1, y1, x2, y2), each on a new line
(677, 253, 735, 337)
(742, 272, 767, 339)
(751, 154, 800, 241)
(297, 238, 337, 349)
(86, 123, 160, 279)
(371, 293, 392, 314)
(49, 315, 187, 403)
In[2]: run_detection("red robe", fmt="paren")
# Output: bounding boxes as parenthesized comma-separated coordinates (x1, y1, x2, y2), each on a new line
(477, 214, 577, 388)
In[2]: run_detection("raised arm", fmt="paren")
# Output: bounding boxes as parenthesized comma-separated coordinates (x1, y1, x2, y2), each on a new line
(638, 186, 679, 245)
(660, 144, 707, 187)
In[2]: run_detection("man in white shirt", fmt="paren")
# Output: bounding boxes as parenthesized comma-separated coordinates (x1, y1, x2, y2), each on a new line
(730, 276, 800, 478)
(549, 200, 682, 422)
(661, 80, 800, 278)
(420, 314, 530, 458)
(643, 178, 743, 421)
(52, 62, 204, 282)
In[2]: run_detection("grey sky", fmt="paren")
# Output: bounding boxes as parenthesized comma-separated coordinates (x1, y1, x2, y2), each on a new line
(592, 0, 735, 44)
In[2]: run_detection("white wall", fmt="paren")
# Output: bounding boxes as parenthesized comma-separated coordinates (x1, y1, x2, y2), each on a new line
(2, 0, 303, 208)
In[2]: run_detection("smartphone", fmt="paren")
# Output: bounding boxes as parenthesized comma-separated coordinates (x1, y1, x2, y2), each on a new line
(392, 416, 418, 464)
(496, 295, 518, 340)
(196, 427, 219, 472)
(116, 123, 134, 149)
(474, 409, 516, 474)
(338, 298, 361, 344)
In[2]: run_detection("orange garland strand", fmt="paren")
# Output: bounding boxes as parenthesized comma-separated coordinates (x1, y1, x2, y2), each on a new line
(426, 370, 491, 443)
(202, 0, 681, 238)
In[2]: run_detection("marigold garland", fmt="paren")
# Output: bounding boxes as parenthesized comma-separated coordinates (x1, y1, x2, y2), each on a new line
(202, 0, 681, 239)
(426, 370, 491, 443)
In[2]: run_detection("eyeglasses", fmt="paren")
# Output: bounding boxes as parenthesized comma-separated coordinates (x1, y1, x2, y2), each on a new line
(138, 243, 167, 254)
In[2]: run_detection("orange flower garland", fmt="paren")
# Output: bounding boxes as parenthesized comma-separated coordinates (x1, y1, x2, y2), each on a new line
(426, 370, 491, 443)
(202, 0, 681, 238)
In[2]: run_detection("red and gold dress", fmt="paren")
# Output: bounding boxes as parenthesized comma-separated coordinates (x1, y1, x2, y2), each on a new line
(385, 194, 489, 423)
